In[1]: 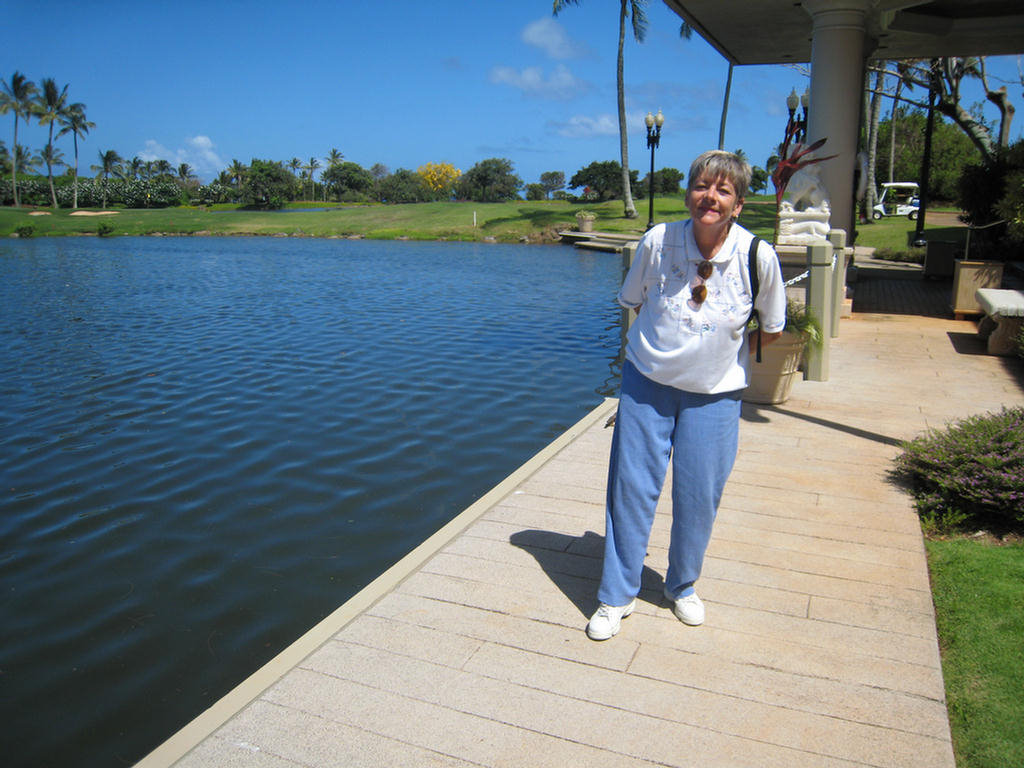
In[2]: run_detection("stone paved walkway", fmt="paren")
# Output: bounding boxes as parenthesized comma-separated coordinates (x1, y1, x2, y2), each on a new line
(139, 272, 1023, 768)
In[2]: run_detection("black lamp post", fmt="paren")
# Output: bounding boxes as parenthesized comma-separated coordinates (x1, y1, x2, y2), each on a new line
(786, 87, 809, 144)
(912, 80, 937, 247)
(645, 109, 664, 231)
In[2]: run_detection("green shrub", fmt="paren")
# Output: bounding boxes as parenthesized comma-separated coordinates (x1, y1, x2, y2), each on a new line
(783, 300, 823, 347)
(15, 224, 34, 238)
(97, 222, 115, 237)
(895, 407, 1024, 534)
(996, 142, 1024, 246)
(873, 246, 925, 264)
(957, 140, 1024, 261)
(751, 300, 823, 347)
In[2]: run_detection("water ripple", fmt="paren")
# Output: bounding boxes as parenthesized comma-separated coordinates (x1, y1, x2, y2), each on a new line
(0, 236, 624, 767)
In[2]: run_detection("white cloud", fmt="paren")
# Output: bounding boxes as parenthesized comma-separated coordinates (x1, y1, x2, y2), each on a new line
(552, 113, 618, 138)
(137, 135, 224, 181)
(490, 63, 585, 100)
(522, 18, 585, 60)
(185, 135, 224, 175)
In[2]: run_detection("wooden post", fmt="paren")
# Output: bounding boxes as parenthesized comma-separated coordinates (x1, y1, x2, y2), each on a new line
(828, 228, 847, 338)
(805, 242, 833, 381)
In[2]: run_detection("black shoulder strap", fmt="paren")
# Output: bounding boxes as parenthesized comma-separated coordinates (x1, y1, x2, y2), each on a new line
(747, 236, 763, 362)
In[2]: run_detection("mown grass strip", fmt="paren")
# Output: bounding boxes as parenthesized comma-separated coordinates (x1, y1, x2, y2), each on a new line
(926, 538, 1024, 768)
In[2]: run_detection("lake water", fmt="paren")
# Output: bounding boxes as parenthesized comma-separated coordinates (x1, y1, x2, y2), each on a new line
(0, 236, 624, 767)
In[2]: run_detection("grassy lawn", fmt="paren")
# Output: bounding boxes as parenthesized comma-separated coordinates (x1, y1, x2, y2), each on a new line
(0, 199, 653, 243)
(1, 195, 966, 250)
(926, 538, 1024, 768)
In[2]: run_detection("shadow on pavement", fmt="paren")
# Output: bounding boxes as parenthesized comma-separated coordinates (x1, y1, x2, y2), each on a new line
(508, 529, 666, 617)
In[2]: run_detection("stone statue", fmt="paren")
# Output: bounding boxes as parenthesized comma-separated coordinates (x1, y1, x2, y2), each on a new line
(776, 163, 831, 245)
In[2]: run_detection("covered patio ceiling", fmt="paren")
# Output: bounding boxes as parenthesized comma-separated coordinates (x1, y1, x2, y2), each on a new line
(663, 0, 1024, 64)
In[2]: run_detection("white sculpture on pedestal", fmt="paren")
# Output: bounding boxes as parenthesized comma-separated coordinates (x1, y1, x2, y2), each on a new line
(776, 164, 831, 245)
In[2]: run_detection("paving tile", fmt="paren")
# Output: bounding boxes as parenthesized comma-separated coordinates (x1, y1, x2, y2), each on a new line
(702, 537, 933, 592)
(625, 641, 951, 739)
(175, 732, 304, 768)
(300, 641, 864, 768)
(151, 292, 1024, 768)
(213, 700, 477, 767)
(714, 507, 925, 551)
(367, 590, 639, 672)
(263, 667, 662, 768)
(623, 611, 946, 700)
(709, 519, 924, 569)
(466, 642, 953, 768)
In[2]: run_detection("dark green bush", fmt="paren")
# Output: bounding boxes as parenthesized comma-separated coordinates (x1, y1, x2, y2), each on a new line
(97, 222, 115, 237)
(15, 224, 34, 238)
(957, 140, 1024, 261)
(895, 407, 1024, 534)
(873, 246, 925, 264)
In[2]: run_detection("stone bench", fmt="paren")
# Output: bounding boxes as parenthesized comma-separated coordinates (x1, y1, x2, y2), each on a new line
(976, 288, 1024, 355)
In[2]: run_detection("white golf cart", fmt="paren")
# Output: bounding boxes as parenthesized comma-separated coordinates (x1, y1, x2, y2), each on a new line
(872, 182, 920, 220)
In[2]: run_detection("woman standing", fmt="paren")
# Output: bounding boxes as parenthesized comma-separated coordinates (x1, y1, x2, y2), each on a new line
(587, 150, 787, 640)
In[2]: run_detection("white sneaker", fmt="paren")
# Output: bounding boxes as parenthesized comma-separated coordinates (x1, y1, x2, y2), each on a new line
(664, 588, 704, 626)
(586, 599, 636, 640)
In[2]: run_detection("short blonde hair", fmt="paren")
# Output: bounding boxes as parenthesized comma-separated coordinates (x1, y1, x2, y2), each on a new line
(687, 150, 752, 200)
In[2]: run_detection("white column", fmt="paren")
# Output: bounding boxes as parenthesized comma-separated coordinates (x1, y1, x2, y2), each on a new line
(802, 0, 871, 236)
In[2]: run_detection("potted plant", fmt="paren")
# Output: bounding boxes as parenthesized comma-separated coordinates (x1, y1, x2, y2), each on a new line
(575, 210, 596, 233)
(743, 300, 823, 404)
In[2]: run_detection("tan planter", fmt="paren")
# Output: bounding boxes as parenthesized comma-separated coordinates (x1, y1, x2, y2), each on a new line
(952, 260, 1004, 319)
(576, 215, 595, 233)
(743, 332, 806, 405)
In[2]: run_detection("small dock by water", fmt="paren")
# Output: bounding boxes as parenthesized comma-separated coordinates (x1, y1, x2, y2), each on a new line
(559, 230, 641, 252)
(138, 288, 1023, 767)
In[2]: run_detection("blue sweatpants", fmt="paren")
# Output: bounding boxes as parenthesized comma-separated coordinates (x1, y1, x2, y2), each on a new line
(598, 360, 741, 607)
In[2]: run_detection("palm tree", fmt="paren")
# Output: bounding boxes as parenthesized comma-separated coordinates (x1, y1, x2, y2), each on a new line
(35, 78, 70, 208)
(125, 156, 144, 180)
(0, 71, 39, 207)
(153, 159, 173, 177)
(553, 0, 648, 219)
(326, 147, 344, 167)
(304, 156, 321, 200)
(228, 158, 247, 189)
(177, 162, 196, 183)
(39, 143, 65, 184)
(288, 157, 302, 177)
(91, 149, 123, 208)
(16, 145, 42, 178)
(56, 102, 94, 209)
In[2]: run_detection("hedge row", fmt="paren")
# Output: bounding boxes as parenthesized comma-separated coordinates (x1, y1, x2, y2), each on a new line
(0, 177, 186, 208)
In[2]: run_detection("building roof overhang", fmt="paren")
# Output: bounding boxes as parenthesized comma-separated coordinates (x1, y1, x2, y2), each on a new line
(663, 0, 1024, 65)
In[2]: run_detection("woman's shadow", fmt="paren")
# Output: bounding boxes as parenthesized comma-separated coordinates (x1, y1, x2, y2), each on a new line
(508, 529, 666, 618)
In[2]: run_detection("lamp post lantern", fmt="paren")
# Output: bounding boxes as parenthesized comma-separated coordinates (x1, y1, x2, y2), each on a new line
(785, 88, 809, 144)
(645, 109, 664, 231)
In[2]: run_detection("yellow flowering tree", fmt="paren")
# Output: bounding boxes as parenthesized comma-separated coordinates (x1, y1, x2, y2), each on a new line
(417, 162, 461, 200)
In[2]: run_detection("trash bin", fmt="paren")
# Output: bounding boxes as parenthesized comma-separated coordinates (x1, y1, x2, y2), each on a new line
(923, 240, 960, 278)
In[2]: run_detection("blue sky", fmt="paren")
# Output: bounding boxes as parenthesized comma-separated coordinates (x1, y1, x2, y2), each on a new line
(5, 0, 1022, 188)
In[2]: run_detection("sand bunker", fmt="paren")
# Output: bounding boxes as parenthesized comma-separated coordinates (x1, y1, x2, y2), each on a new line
(69, 210, 119, 216)
(28, 211, 51, 216)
